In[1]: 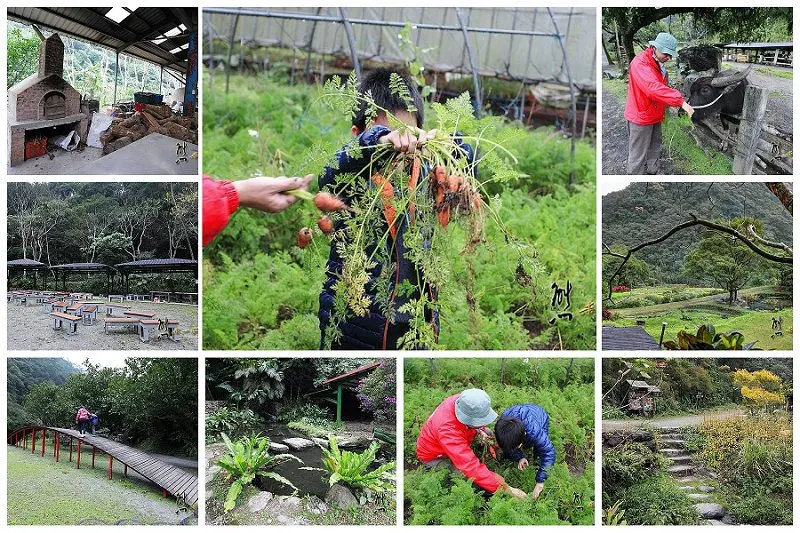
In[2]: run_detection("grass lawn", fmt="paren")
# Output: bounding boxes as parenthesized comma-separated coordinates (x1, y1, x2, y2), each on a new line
(609, 307, 792, 350)
(754, 66, 793, 79)
(7, 445, 192, 525)
(608, 285, 723, 308)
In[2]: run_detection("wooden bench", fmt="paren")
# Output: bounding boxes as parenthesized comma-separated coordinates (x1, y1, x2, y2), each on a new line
(106, 304, 132, 317)
(108, 294, 125, 303)
(81, 305, 98, 325)
(124, 311, 156, 319)
(66, 304, 82, 316)
(51, 300, 69, 313)
(138, 319, 181, 342)
(50, 312, 81, 335)
(104, 317, 139, 335)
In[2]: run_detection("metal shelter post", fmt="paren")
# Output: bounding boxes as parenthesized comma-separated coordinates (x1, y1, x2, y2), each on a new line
(113, 52, 120, 104)
(336, 384, 343, 423)
(456, 8, 482, 116)
(339, 8, 361, 81)
(225, 12, 240, 94)
(547, 8, 577, 187)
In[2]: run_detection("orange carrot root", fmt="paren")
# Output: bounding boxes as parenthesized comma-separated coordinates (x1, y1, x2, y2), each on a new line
(314, 192, 348, 212)
(317, 215, 334, 234)
(297, 227, 313, 248)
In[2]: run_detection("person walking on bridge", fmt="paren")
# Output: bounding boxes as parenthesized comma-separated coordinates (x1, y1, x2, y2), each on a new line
(75, 406, 92, 436)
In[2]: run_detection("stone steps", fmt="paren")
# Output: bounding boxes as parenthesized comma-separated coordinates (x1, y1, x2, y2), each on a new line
(667, 464, 695, 476)
(660, 438, 685, 446)
(669, 455, 693, 465)
(660, 448, 684, 456)
(688, 493, 712, 500)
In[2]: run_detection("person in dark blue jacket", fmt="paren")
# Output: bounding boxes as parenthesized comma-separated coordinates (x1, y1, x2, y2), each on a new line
(318, 68, 475, 350)
(495, 404, 556, 499)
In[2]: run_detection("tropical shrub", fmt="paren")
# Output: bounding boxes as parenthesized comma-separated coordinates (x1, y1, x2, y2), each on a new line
(662, 324, 757, 350)
(320, 435, 395, 492)
(217, 433, 301, 512)
(277, 401, 332, 425)
(615, 475, 701, 525)
(355, 359, 397, 425)
(205, 407, 263, 442)
(601, 441, 664, 490)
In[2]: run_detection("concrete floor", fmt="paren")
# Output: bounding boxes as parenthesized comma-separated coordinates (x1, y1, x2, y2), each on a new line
(7, 133, 198, 176)
(8, 146, 104, 175)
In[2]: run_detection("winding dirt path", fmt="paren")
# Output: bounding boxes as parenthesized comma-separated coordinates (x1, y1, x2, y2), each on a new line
(602, 408, 744, 431)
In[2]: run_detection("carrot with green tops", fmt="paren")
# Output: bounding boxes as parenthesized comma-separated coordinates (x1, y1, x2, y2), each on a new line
(317, 215, 333, 234)
(370, 173, 398, 239)
(408, 156, 421, 224)
(297, 227, 313, 248)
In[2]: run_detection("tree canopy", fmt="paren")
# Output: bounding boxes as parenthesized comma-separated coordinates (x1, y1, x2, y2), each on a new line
(603, 8, 792, 68)
(7, 182, 197, 292)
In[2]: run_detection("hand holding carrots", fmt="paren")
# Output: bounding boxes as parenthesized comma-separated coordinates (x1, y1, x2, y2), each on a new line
(379, 127, 437, 154)
(234, 174, 314, 213)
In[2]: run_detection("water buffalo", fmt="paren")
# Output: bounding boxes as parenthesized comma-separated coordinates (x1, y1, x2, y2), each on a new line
(686, 64, 753, 123)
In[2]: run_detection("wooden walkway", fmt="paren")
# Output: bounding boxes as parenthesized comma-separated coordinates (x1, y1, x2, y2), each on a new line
(8, 426, 198, 507)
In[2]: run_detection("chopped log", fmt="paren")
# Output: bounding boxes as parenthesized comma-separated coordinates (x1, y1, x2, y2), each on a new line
(142, 111, 160, 130)
(143, 104, 171, 120)
(102, 136, 133, 155)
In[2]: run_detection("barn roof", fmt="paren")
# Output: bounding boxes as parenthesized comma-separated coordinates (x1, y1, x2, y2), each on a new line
(720, 41, 793, 49)
(7, 7, 196, 74)
(602, 326, 660, 351)
(320, 361, 382, 387)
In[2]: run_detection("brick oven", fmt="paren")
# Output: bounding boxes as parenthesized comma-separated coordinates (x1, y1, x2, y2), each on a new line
(7, 33, 88, 166)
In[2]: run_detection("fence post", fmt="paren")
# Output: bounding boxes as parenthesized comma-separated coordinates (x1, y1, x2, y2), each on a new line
(41, 429, 45, 457)
(733, 85, 768, 175)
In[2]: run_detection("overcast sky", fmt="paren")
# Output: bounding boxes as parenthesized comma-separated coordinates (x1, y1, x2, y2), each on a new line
(63, 354, 129, 369)
(601, 177, 633, 195)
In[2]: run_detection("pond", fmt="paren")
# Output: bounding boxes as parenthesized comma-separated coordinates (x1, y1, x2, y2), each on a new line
(256, 423, 389, 498)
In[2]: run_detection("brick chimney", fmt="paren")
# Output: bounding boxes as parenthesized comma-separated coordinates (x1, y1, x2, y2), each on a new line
(38, 33, 65, 78)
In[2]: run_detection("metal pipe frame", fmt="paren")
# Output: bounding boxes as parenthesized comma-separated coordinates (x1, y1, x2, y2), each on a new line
(204, 7, 565, 38)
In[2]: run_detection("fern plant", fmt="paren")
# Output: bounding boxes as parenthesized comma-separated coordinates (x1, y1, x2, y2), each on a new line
(217, 433, 301, 512)
(307, 72, 540, 349)
(320, 435, 395, 492)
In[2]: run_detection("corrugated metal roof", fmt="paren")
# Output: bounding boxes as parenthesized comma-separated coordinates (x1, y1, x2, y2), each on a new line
(51, 262, 111, 270)
(602, 326, 660, 351)
(7, 7, 196, 74)
(7, 259, 46, 267)
(115, 258, 198, 267)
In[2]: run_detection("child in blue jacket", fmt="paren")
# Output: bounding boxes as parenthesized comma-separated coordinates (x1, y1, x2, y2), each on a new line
(318, 68, 475, 350)
(495, 404, 556, 498)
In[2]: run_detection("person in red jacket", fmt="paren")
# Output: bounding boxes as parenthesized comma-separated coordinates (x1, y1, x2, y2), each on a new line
(203, 174, 313, 246)
(624, 32, 695, 174)
(416, 389, 527, 498)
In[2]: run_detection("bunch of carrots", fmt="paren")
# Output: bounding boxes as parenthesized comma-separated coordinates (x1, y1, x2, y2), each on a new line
(290, 155, 483, 249)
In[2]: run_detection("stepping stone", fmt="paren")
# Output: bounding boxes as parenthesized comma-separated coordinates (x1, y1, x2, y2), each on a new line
(674, 475, 702, 485)
(669, 455, 692, 464)
(667, 464, 694, 476)
(659, 433, 682, 439)
(688, 493, 711, 500)
(282, 437, 315, 450)
(707, 519, 726, 525)
(660, 438, 685, 446)
(269, 442, 289, 453)
(698, 485, 716, 493)
(660, 448, 684, 456)
(694, 503, 725, 519)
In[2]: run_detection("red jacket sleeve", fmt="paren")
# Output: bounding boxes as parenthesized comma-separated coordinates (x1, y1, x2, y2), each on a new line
(438, 423, 504, 492)
(202, 175, 239, 246)
(630, 60, 684, 107)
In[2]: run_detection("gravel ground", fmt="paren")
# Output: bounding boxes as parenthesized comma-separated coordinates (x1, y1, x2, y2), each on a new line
(7, 300, 198, 351)
(602, 408, 744, 430)
(725, 62, 793, 135)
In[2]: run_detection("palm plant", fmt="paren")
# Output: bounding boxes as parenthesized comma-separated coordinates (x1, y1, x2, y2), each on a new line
(320, 435, 395, 492)
(217, 433, 301, 512)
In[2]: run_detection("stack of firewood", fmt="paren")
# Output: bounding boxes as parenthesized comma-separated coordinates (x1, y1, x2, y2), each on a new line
(100, 104, 198, 154)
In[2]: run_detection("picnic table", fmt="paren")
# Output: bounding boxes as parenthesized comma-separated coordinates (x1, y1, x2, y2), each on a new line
(108, 295, 125, 303)
(50, 311, 81, 335)
(106, 304, 132, 317)
(124, 311, 156, 319)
